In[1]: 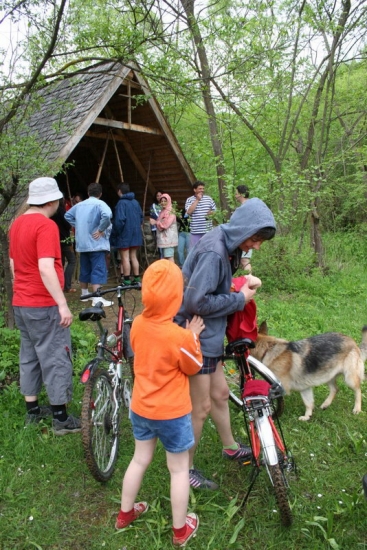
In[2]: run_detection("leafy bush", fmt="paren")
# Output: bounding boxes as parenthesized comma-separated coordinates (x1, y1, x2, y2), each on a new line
(0, 327, 20, 379)
(254, 235, 317, 292)
(70, 321, 97, 376)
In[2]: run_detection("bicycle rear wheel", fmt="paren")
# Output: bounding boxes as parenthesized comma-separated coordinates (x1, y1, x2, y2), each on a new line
(223, 355, 285, 417)
(267, 463, 293, 526)
(81, 368, 119, 482)
(255, 411, 293, 526)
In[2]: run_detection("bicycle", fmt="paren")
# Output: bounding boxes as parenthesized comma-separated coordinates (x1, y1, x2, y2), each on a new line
(223, 338, 295, 527)
(78, 283, 141, 482)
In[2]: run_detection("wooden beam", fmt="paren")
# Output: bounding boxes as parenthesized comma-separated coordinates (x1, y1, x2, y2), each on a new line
(85, 130, 156, 196)
(94, 117, 163, 136)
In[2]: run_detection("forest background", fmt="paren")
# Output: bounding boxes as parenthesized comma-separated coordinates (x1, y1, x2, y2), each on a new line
(1, 0, 367, 278)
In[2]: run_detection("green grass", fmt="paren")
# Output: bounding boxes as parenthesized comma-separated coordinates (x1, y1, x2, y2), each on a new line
(1, 232, 367, 549)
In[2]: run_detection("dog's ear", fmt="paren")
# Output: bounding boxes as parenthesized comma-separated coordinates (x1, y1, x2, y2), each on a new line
(258, 320, 268, 334)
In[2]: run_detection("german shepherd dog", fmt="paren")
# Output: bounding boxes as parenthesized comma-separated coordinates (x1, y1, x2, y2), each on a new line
(250, 321, 367, 421)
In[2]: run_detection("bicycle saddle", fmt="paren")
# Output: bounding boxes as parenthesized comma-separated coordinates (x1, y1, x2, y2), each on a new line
(225, 338, 256, 355)
(79, 305, 106, 322)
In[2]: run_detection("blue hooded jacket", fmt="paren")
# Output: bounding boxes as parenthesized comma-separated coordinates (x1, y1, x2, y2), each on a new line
(112, 192, 143, 248)
(175, 198, 276, 357)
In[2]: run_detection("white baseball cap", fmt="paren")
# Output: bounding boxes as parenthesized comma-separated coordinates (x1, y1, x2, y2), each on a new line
(27, 177, 63, 205)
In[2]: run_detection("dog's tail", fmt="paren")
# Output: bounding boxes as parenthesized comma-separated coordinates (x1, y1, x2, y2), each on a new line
(359, 326, 367, 363)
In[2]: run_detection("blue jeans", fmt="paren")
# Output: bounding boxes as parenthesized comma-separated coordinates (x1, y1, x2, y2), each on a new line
(178, 231, 190, 267)
(79, 251, 108, 285)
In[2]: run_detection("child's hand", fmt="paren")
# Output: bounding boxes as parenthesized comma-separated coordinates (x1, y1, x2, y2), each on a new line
(239, 280, 257, 304)
(246, 274, 262, 289)
(186, 315, 205, 335)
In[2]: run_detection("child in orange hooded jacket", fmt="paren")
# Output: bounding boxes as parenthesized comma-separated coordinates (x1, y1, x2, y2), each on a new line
(116, 260, 204, 547)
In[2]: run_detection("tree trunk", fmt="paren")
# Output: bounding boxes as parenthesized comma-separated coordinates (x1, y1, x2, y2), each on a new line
(310, 203, 324, 269)
(0, 227, 14, 329)
(180, 0, 229, 212)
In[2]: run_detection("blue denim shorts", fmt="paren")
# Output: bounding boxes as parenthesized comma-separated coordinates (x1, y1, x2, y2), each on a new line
(163, 247, 175, 258)
(130, 410, 194, 453)
(197, 355, 222, 375)
(79, 251, 107, 285)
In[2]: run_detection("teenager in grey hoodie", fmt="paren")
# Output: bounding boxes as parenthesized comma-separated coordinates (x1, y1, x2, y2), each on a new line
(175, 197, 276, 489)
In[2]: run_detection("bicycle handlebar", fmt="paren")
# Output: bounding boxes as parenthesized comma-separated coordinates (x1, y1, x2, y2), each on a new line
(80, 283, 141, 301)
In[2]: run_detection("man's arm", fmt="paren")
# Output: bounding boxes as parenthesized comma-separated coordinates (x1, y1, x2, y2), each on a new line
(64, 206, 76, 227)
(204, 197, 217, 218)
(186, 195, 201, 215)
(112, 202, 125, 233)
(97, 203, 113, 232)
(183, 252, 245, 318)
(38, 258, 73, 327)
(10, 258, 14, 281)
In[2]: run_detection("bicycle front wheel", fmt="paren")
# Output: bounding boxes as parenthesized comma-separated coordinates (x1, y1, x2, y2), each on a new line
(81, 368, 119, 482)
(267, 463, 293, 526)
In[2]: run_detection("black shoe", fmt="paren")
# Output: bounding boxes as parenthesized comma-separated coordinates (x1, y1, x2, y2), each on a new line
(189, 468, 218, 490)
(25, 405, 53, 424)
(52, 415, 81, 435)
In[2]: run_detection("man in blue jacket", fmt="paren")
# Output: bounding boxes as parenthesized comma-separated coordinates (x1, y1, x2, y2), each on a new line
(112, 183, 143, 286)
(175, 198, 276, 489)
(65, 182, 113, 307)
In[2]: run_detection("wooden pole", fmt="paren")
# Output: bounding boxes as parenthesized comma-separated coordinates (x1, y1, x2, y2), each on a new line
(111, 130, 124, 182)
(96, 131, 110, 183)
(64, 168, 72, 205)
(142, 153, 152, 268)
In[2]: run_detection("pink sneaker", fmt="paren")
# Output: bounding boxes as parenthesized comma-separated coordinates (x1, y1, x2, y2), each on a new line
(115, 501, 149, 529)
(173, 513, 199, 547)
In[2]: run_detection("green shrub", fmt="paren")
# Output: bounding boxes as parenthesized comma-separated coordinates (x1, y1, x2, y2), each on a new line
(254, 235, 317, 292)
(0, 327, 20, 379)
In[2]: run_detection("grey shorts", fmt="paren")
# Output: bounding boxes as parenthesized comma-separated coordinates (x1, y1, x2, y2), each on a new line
(13, 306, 73, 405)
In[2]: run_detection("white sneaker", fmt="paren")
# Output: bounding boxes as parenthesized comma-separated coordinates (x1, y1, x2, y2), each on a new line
(92, 297, 114, 307)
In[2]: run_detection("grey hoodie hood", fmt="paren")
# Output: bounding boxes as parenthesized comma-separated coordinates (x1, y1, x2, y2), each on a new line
(221, 198, 276, 253)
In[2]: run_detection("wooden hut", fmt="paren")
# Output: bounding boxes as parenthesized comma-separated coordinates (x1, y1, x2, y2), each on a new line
(24, 61, 196, 213)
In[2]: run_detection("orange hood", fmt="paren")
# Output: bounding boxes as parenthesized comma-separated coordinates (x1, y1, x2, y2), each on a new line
(142, 260, 183, 321)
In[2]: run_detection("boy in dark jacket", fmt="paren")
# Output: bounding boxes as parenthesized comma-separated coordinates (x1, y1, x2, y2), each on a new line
(113, 183, 143, 285)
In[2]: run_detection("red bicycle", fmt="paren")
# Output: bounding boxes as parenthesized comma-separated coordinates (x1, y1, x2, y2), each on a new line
(223, 338, 295, 526)
(79, 283, 140, 482)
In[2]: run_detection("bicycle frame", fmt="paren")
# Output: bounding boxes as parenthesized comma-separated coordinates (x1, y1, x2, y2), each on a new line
(80, 286, 133, 384)
(246, 395, 285, 467)
(225, 338, 294, 526)
(229, 347, 288, 465)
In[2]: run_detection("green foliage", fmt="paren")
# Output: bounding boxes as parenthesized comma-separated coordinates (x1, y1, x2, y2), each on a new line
(0, 327, 20, 377)
(254, 235, 318, 292)
(70, 320, 99, 376)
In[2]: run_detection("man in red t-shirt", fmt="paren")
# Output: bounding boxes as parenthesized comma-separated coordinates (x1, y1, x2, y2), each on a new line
(9, 177, 81, 435)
